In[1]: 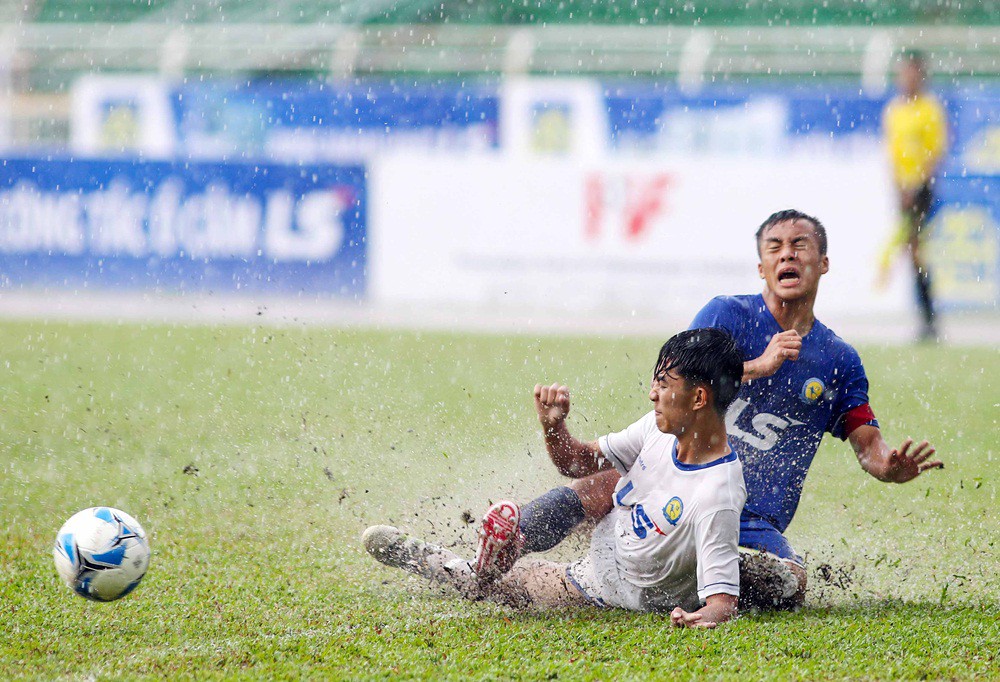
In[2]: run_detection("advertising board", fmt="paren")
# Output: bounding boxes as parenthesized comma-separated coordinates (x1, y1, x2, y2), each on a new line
(0, 158, 367, 296)
(370, 153, 910, 320)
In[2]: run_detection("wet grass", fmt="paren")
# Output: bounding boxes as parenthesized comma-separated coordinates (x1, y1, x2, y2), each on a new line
(0, 320, 997, 680)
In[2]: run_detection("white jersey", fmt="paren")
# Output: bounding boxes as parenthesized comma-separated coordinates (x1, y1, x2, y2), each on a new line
(597, 411, 746, 608)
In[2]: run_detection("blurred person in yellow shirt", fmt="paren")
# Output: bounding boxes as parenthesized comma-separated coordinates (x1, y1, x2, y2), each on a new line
(879, 51, 948, 341)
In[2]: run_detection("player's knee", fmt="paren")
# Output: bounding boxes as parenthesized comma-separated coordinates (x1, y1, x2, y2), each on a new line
(786, 562, 808, 607)
(567, 472, 618, 520)
(738, 552, 805, 612)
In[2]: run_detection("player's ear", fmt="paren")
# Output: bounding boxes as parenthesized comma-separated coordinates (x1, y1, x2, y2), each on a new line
(757, 261, 764, 279)
(693, 386, 709, 411)
(820, 255, 829, 275)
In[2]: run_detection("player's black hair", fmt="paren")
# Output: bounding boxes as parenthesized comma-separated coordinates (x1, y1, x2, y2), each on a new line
(653, 328, 743, 415)
(755, 209, 828, 256)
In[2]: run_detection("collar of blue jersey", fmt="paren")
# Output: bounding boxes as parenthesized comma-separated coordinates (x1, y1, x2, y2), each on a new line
(756, 293, 825, 340)
(671, 439, 739, 471)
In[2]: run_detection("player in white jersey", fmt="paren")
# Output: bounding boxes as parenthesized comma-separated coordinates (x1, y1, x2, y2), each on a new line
(363, 328, 746, 628)
(582, 409, 746, 615)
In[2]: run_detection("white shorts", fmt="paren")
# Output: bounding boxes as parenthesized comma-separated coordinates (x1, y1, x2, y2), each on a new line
(566, 513, 697, 613)
(565, 514, 618, 608)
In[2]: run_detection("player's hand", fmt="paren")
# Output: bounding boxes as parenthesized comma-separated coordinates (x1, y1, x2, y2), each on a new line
(749, 330, 801, 380)
(534, 383, 570, 430)
(884, 438, 943, 483)
(670, 607, 717, 629)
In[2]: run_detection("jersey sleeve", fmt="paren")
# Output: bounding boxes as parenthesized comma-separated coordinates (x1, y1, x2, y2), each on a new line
(688, 296, 737, 336)
(598, 412, 655, 474)
(826, 346, 879, 440)
(695, 509, 742, 602)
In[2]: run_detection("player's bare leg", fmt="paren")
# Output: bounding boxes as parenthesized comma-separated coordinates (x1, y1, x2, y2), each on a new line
(490, 558, 591, 609)
(567, 468, 619, 519)
(738, 551, 806, 611)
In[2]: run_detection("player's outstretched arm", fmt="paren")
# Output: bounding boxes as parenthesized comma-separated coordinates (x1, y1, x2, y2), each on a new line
(670, 594, 738, 629)
(534, 383, 609, 479)
(742, 330, 801, 383)
(849, 425, 943, 483)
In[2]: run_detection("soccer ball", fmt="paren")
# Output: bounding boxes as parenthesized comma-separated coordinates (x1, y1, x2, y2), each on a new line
(53, 507, 151, 602)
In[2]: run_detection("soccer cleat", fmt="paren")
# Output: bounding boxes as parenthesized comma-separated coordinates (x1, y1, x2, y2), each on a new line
(362, 525, 481, 598)
(474, 500, 524, 582)
(738, 550, 801, 611)
(362, 525, 439, 578)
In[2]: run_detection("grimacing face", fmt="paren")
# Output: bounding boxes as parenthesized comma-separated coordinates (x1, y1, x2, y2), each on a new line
(757, 218, 829, 302)
(649, 369, 700, 435)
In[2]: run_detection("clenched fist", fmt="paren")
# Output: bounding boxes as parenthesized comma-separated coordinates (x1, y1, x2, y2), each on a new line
(747, 329, 802, 380)
(534, 382, 571, 430)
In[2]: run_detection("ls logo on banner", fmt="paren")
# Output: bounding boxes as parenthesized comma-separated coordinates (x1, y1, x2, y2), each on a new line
(0, 158, 367, 296)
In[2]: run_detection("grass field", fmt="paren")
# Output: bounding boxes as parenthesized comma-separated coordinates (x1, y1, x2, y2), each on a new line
(1, 320, 997, 680)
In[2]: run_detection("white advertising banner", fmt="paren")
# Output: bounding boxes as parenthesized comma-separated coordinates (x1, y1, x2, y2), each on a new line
(500, 77, 609, 158)
(71, 75, 177, 158)
(371, 153, 907, 321)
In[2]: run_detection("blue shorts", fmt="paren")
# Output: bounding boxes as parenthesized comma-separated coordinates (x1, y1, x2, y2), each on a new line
(739, 513, 804, 566)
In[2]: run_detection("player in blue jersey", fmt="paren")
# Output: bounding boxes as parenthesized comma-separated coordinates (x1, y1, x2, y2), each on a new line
(472, 209, 943, 610)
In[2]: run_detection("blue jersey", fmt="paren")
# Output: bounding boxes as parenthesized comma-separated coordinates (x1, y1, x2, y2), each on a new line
(690, 294, 877, 533)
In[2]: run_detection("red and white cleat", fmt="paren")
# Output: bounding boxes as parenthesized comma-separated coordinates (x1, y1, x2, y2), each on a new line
(474, 500, 524, 583)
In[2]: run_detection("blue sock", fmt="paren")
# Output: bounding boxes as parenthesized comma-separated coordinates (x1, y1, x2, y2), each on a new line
(519, 486, 586, 553)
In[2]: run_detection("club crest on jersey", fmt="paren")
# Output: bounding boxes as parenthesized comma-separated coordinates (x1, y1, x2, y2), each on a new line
(801, 378, 825, 404)
(663, 497, 684, 525)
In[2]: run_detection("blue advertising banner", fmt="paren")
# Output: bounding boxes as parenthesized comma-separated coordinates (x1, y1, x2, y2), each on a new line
(64, 75, 989, 165)
(603, 84, 892, 153)
(949, 94, 1000, 175)
(0, 157, 366, 296)
(930, 175, 1000, 310)
(172, 80, 500, 159)
(68, 75, 1000, 163)
(602, 83, 977, 156)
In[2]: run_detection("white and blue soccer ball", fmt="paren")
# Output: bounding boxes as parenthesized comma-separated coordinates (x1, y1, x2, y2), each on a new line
(53, 507, 151, 602)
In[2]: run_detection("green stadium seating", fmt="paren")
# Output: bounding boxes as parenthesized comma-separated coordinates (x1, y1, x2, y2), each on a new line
(30, 0, 1000, 26)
